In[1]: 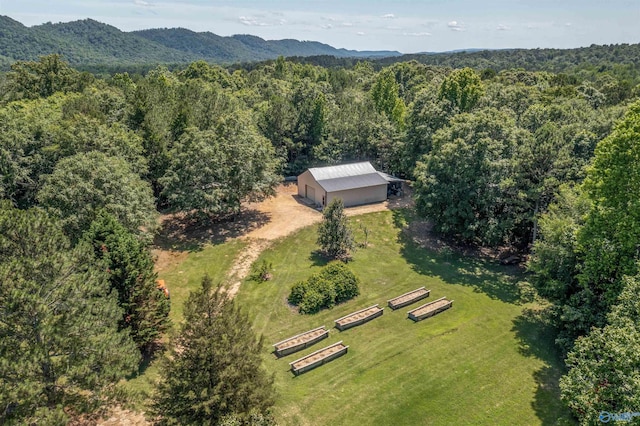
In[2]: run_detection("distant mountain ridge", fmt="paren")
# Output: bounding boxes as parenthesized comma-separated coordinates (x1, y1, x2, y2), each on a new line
(0, 16, 401, 67)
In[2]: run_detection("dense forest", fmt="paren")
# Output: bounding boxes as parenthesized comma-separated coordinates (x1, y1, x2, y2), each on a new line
(0, 16, 399, 70)
(1, 48, 640, 424)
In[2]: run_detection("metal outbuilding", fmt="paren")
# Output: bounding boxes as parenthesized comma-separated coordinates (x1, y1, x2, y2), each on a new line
(297, 162, 389, 207)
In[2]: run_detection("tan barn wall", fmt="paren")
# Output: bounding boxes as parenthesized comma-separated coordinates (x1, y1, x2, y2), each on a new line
(326, 184, 387, 207)
(297, 171, 325, 206)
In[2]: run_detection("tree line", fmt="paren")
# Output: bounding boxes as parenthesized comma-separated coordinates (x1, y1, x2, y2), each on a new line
(1, 53, 639, 424)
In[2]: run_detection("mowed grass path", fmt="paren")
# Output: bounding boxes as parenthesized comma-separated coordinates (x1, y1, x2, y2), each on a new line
(236, 211, 575, 425)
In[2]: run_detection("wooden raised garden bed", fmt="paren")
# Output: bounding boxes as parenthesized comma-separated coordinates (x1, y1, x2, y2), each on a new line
(407, 297, 453, 322)
(387, 287, 430, 310)
(272, 326, 329, 357)
(289, 341, 349, 376)
(334, 304, 383, 331)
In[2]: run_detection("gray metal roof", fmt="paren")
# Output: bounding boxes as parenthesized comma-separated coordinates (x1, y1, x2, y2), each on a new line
(307, 162, 378, 181)
(318, 173, 388, 192)
(377, 171, 404, 183)
(304, 162, 388, 193)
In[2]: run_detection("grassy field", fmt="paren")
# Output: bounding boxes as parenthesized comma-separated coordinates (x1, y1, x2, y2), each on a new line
(236, 210, 575, 425)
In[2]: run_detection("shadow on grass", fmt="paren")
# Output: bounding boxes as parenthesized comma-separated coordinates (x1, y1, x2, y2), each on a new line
(512, 308, 576, 425)
(392, 209, 523, 304)
(154, 208, 271, 252)
(127, 341, 166, 381)
(308, 250, 331, 267)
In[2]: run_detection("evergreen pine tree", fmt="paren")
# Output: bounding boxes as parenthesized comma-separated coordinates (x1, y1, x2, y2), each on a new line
(152, 275, 275, 425)
(0, 202, 139, 424)
(83, 212, 171, 354)
(317, 198, 354, 260)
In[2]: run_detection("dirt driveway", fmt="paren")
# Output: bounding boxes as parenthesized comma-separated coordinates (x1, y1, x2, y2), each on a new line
(100, 183, 411, 425)
(225, 182, 412, 297)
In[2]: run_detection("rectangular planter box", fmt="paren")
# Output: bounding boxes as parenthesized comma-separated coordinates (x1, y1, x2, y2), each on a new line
(272, 326, 329, 357)
(408, 297, 453, 322)
(334, 304, 383, 331)
(289, 341, 349, 376)
(387, 287, 430, 310)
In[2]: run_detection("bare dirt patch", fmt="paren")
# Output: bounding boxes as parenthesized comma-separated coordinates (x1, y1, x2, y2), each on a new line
(112, 183, 411, 424)
(96, 406, 148, 426)
(224, 182, 413, 298)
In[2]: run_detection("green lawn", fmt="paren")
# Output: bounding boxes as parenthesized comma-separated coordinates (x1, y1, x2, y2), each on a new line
(236, 211, 575, 426)
(123, 238, 247, 397)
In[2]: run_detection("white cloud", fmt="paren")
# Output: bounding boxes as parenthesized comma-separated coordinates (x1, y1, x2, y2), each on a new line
(403, 32, 431, 37)
(239, 15, 279, 26)
(342, 22, 353, 27)
(239, 16, 257, 26)
(448, 20, 464, 31)
(565, 22, 572, 26)
(382, 13, 395, 19)
(133, 0, 151, 6)
(496, 24, 510, 31)
(356, 31, 365, 36)
(321, 23, 333, 29)
(238, 16, 269, 26)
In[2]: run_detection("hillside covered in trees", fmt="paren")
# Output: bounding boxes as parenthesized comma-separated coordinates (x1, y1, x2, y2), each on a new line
(0, 16, 400, 70)
(1, 48, 640, 424)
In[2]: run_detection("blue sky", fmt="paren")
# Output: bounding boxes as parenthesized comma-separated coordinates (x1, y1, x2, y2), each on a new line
(1, 0, 638, 53)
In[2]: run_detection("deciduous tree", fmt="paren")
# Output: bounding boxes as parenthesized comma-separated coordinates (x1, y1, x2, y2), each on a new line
(160, 115, 280, 218)
(560, 274, 640, 424)
(5, 54, 92, 101)
(37, 151, 157, 240)
(413, 108, 524, 246)
(438, 67, 484, 113)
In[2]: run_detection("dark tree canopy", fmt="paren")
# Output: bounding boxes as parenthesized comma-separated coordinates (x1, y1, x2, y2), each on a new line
(152, 276, 275, 425)
(0, 202, 139, 424)
(413, 108, 526, 246)
(5, 54, 92, 101)
(82, 212, 171, 353)
(160, 117, 281, 218)
(37, 151, 158, 240)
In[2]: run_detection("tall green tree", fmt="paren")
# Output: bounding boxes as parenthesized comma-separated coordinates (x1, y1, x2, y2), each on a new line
(413, 108, 525, 246)
(560, 274, 640, 424)
(37, 151, 158, 240)
(516, 122, 573, 243)
(371, 68, 406, 129)
(317, 198, 354, 259)
(0, 202, 139, 424)
(404, 86, 454, 174)
(83, 212, 170, 353)
(5, 54, 92, 101)
(0, 94, 67, 207)
(128, 67, 180, 197)
(152, 275, 275, 425)
(160, 116, 280, 218)
(529, 100, 640, 350)
(577, 101, 640, 310)
(438, 67, 484, 113)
